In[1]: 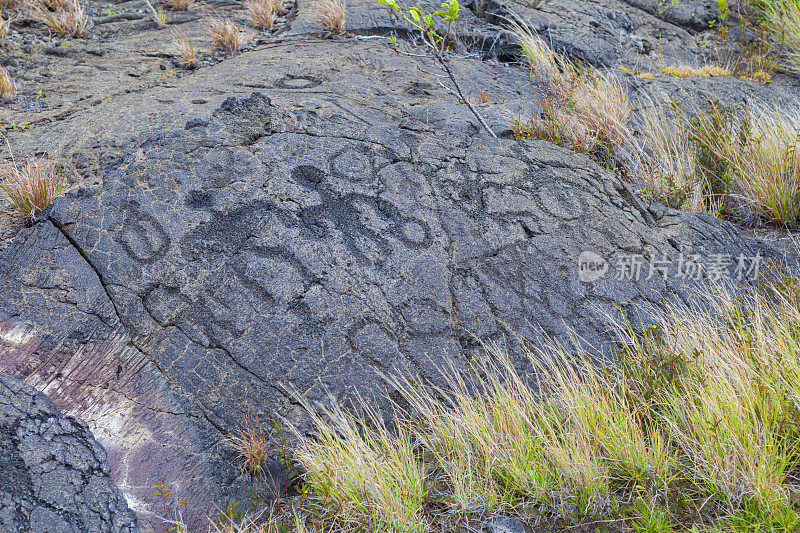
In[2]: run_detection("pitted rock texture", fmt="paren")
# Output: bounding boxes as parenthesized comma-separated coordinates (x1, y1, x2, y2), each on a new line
(0, 82, 789, 529)
(0, 374, 138, 533)
(2, 1, 800, 531)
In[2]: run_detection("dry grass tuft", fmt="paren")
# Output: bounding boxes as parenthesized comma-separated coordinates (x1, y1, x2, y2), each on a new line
(30, 0, 88, 37)
(0, 153, 66, 225)
(0, 65, 16, 102)
(507, 19, 630, 161)
(172, 30, 199, 68)
(753, 0, 800, 72)
(245, 0, 280, 29)
(311, 0, 345, 36)
(223, 413, 270, 476)
(142, 0, 166, 27)
(205, 16, 239, 52)
(40, 0, 70, 9)
(660, 64, 732, 78)
(0, 10, 11, 37)
(633, 104, 706, 213)
(164, 0, 193, 10)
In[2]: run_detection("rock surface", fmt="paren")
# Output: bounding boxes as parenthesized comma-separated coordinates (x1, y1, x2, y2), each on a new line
(1, 0, 799, 530)
(482, 515, 529, 533)
(0, 374, 138, 532)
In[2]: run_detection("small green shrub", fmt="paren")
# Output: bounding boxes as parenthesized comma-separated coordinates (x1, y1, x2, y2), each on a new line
(631, 498, 679, 533)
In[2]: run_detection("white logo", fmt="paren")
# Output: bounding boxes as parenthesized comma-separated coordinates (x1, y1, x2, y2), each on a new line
(578, 251, 608, 282)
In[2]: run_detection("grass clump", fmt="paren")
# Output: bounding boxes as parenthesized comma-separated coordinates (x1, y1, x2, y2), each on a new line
(748, 0, 800, 73)
(294, 400, 427, 532)
(0, 153, 66, 225)
(245, 0, 281, 29)
(224, 413, 271, 478)
(674, 100, 800, 226)
(205, 16, 240, 52)
(311, 0, 345, 36)
(285, 276, 800, 532)
(508, 19, 630, 165)
(143, 0, 166, 28)
(634, 104, 705, 212)
(31, 0, 88, 37)
(660, 64, 732, 78)
(633, 99, 800, 227)
(0, 65, 17, 102)
(701, 1, 778, 82)
(164, 0, 193, 10)
(724, 106, 800, 226)
(172, 30, 199, 69)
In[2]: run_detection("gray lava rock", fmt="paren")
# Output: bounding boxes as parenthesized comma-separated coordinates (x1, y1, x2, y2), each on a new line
(623, 0, 720, 31)
(0, 374, 138, 533)
(0, 14, 798, 533)
(484, 0, 706, 68)
(0, 82, 788, 529)
(482, 515, 529, 533)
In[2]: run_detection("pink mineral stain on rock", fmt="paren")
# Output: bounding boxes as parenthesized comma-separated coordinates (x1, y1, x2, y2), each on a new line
(0, 318, 223, 532)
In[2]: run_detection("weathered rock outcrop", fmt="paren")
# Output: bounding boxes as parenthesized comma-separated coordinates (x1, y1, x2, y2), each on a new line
(0, 374, 138, 532)
(1, 0, 800, 530)
(0, 80, 787, 529)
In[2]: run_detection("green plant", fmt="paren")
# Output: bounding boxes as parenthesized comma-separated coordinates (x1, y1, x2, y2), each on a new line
(717, 0, 730, 21)
(631, 498, 679, 533)
(270, 418, 298, 484)
(216, 499, 245, 527)
(153, 476, 189, 532)
(379, 0, 458, 54)
(378, 0, 497, 137)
